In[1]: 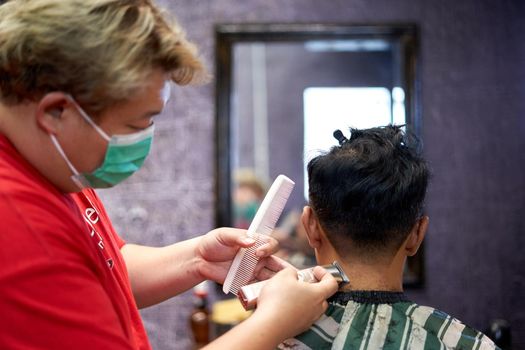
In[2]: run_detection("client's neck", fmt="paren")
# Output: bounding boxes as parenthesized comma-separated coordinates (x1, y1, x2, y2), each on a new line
(318, 250, 406, 292)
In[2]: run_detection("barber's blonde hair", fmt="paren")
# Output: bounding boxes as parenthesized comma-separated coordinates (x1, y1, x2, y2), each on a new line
(0, 0, 206, 113)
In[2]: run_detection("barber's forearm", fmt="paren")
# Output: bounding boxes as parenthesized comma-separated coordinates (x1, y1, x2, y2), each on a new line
(120, 239, 203, 308)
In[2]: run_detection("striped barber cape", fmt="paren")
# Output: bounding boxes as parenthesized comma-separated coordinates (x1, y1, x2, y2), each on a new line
(278, 291, 499, 350)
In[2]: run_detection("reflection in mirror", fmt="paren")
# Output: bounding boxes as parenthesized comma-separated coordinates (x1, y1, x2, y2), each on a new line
(215, 24, 422, 286)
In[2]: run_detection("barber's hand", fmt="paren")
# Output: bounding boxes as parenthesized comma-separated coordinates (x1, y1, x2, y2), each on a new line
(253, 267, 338, 340)
(195, 227, 290, 284)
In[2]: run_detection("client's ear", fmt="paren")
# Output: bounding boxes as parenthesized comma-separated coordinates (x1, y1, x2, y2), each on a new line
(301, 206, 322, 249)
(405, 216, 429, 256)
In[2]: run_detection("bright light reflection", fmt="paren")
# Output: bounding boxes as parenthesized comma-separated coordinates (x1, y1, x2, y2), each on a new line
(303, 87, 405, 200)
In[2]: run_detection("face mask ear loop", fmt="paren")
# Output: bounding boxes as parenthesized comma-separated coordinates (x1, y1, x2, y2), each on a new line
(50, 134, 85, 189)
(161, 81, 171, 106)
(66, 95, 111, 142)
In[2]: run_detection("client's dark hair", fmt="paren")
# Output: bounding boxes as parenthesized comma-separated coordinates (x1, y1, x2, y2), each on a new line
(307, 125, 429, 257)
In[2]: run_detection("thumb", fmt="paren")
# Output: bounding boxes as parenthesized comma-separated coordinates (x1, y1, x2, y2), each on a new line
(312, 266, 338, 298)
(214, 227, 254, 247)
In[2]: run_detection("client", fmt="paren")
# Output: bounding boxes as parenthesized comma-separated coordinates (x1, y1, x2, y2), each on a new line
(279, 125, 499, 350)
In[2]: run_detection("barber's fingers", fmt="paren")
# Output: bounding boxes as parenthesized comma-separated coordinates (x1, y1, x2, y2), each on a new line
(254, 235, 279, 257)
(312, 266, 328, 280)
(253, 267, 276, 283)
(258, 255, 292, 273)
(311, 266, 339, 299)
(211, 227, 254, 247)
(214, 229, 279, 255)
(254, 255, 294, 281)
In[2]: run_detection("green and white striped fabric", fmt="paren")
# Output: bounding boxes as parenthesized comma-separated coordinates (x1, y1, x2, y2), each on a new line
(278, 291, 499, 350)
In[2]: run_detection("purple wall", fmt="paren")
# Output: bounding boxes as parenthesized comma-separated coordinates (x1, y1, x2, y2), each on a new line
(98, 0, 525, 349)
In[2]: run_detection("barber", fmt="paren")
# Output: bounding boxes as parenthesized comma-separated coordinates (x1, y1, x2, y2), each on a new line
(0, 0, 337, 349)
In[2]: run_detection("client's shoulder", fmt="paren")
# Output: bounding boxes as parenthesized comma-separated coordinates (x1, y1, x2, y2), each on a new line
(390, 302, 500, 350)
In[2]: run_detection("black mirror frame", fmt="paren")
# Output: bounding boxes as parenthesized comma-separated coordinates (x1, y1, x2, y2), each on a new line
(214, 23, 423, 287)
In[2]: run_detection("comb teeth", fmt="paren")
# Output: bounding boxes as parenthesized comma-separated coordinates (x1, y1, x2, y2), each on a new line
(224, 237, 268, 295)
(223, 175, 295, 295)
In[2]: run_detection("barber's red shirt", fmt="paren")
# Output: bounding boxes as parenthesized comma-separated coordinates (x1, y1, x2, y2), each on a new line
(0, 133, 151, 349)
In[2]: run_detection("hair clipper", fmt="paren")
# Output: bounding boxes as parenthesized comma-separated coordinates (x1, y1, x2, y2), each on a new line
(237, 261, 349, 310)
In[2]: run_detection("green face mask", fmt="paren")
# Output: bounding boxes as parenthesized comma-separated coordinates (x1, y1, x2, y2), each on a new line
(233, 201, 260, 229)
(50, 96, 155, 189)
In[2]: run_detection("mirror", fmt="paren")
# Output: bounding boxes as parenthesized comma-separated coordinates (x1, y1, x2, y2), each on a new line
(215, 23, 423, 286)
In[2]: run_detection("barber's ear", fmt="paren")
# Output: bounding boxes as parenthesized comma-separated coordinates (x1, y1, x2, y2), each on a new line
(35, 92, 70, 134)
(301, 206, 322, 249)
(405, 216, 429, 256)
